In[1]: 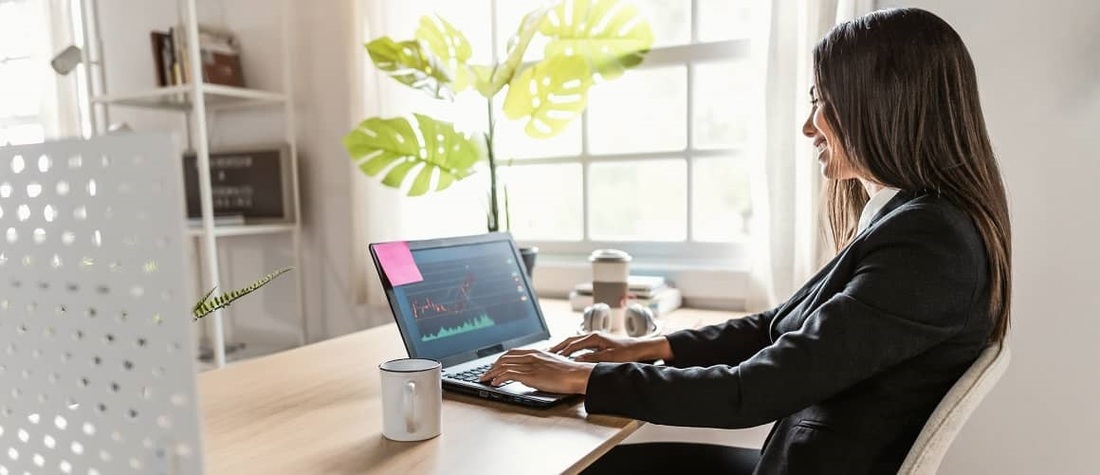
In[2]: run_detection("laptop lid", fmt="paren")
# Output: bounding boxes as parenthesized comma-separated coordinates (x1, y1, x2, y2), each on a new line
(369, 232, 551, 368)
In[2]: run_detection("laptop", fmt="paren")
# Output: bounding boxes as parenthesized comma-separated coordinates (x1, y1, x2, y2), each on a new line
(369, 232, 572, 408)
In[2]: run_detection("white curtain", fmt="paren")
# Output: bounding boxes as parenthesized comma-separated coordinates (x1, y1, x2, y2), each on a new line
(746, 0, 875, 311)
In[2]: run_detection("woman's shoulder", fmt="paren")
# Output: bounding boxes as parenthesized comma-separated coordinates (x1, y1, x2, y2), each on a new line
(863, 191, 986, 262)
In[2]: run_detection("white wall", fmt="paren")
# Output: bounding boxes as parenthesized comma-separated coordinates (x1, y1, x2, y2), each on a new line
(874, 1, 1100, 473)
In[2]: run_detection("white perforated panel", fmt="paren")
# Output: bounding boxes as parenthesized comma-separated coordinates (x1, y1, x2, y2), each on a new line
(0, 134, 203, 475)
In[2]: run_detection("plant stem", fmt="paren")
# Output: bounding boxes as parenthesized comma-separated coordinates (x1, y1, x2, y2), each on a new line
(485, 97, 500, 233)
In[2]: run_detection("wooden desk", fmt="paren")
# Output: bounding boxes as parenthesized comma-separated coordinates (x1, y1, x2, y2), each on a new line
(199, 300, 741, 474)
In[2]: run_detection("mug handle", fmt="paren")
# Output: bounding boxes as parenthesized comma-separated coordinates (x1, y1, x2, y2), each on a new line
(404, 381, 418, 433)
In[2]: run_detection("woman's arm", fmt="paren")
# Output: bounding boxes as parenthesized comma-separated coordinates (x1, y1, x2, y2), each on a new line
(584, 205, 986, 428)
(661, 308, 778, 368)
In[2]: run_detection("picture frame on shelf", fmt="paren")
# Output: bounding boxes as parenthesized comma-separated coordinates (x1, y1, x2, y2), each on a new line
(183, 144, 296, 225)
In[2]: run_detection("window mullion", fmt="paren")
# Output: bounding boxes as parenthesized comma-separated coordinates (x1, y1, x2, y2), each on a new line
(686, 61, 696, 242)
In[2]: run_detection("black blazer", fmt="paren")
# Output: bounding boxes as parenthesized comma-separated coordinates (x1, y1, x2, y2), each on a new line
(584, 190, 993, 474)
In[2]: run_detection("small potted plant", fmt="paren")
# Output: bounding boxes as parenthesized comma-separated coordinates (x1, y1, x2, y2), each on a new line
(344, 0, 653, 275)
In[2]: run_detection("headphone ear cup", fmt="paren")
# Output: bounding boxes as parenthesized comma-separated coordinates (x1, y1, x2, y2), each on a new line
(582, 303, 612, 333)
(624, 303, 656, 337)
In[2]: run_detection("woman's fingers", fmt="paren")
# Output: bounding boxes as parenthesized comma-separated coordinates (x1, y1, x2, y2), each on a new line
(556, 334, 610, 356)
(549, 335, 585, 353)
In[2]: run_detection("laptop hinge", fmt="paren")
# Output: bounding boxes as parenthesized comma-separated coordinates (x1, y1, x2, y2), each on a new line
(476, 344, 504, 358)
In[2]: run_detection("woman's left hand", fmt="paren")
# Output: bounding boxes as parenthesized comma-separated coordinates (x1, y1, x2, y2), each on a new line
(480, 349, 596, 394)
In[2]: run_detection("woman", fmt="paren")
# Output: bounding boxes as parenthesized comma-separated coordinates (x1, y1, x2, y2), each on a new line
(482, 7, 1011, 474)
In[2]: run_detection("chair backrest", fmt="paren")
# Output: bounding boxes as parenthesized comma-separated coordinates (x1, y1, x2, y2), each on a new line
(898, 343, 1011, 475)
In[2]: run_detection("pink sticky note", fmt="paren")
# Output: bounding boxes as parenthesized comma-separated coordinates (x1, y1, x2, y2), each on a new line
(374, 241, 424, 286)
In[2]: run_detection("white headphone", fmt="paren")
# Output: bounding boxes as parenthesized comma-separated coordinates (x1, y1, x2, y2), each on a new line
(581, 303, 657, 337)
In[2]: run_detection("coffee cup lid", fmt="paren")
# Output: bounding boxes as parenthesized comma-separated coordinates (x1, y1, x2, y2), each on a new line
(589, 249, 632, 262)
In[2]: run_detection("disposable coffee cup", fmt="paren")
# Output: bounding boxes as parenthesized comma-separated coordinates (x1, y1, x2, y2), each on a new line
(589, 249, 631, 332)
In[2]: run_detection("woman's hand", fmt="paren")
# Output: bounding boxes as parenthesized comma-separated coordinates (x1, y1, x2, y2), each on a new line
(550, 333, 674, 363)
(480, 349, 595, 394)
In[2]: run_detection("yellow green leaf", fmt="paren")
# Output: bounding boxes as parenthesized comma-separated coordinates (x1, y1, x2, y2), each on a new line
(366, 37, 453, 99)
(416, 15, 476, 92)
(503, 55, 592, 138)
(539, 0, 653, 80)
(344, 115, 485, 196)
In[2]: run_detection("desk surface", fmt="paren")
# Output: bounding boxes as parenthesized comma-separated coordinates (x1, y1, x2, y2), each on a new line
(199, 300, 741, 474)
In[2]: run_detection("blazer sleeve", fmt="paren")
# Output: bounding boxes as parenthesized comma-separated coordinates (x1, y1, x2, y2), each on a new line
(662, 307, 777, 368)
(584, 205, 984, 429)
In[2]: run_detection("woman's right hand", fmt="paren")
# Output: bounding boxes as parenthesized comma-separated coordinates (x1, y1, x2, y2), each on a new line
(549, 333, 673, 363)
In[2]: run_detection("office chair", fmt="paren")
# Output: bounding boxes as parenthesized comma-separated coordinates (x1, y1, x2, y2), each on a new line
(898, 343, 1011, 475)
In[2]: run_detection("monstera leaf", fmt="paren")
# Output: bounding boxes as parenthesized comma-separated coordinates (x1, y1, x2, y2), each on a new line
(366, 37, 453, 99)
(487, 4, 551, 97)
(539, 0, 653, 80)
(344, 114, 484, 196)
(416, 15, 477, 92)
(503, 55, 592, 138)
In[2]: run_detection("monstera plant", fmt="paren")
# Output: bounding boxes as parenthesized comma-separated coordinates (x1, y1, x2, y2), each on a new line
(344, 0, 653, 232)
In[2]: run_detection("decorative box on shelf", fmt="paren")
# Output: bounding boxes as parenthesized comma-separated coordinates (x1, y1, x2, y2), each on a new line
(183, 144, 295, 225)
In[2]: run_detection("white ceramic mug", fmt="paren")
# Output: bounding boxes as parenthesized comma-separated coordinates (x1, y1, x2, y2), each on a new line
(379, 358, 442, 442)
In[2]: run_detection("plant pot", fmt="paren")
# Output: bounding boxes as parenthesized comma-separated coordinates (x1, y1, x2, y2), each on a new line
(519, 246, 539, 279)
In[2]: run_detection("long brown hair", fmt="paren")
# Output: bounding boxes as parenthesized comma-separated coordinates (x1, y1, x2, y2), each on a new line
(813, 8, 1011, 342)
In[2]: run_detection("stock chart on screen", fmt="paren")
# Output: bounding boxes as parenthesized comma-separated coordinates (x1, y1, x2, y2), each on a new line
(399, 249, 535, 345)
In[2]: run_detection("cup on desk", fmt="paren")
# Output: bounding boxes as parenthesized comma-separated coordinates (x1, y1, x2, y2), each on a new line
(589, 249, 632, 332)
(379, 358, 442, 442)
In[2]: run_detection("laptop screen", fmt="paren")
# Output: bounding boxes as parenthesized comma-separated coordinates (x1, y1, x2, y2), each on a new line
(375, 234, 548, 363)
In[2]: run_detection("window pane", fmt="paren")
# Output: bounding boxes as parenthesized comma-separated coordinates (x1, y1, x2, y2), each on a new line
(697, 0, 754, 42)
(494, 0, 549, 63)
(693, 59, 755, 149)
(692, 157, 751, 242)
(0, 124, 46, 146)
(0, 59, 44, 117)
(635, 0, 691, 47)
(0, 1, 38, 58)
(494, 107, 582, 159)
(503, 163, 583, 240)
(383, 0, 493, 64)
(589, 160, 686, 241)
(587, 66, 687, 154)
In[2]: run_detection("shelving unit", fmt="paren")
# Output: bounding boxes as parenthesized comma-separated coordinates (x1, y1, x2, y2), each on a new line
(78, 0, 305, 368)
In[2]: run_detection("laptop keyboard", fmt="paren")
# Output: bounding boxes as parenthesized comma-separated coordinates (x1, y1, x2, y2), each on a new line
(445, 363, 494, 384)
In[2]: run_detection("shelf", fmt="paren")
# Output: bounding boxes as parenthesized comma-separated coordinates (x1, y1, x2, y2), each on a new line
(186, 223, 297, 238)
(92, 84, 285, 111)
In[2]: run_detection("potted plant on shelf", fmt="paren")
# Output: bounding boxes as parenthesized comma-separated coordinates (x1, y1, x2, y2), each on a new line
(344, 0, 653, 275)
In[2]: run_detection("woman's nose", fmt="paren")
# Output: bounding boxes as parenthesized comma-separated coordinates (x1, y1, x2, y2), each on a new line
(802, 112, 815, 138)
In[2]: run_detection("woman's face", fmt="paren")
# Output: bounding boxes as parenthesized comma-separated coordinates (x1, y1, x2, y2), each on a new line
(803, 86, 858, 180)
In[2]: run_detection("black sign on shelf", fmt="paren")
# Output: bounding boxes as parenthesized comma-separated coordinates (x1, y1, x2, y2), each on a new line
(183, 145, 294, 223)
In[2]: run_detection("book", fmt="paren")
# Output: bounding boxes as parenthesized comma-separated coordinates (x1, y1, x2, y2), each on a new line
(569, 287, 683, 318)
(198, 26, 245, 87)
(150, 31, 171, 87)
(573, 275, 669, 299)
(167, 24, 245, 87)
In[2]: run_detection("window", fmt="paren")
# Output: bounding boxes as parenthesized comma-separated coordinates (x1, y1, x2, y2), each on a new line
(0, 0, 60, 145)
(374, 1, 764, 300)
(0, 0, 81, 144)
(496, 0, 762, 266)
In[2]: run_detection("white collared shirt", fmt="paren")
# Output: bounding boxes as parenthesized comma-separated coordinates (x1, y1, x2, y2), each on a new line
(858, 187, 901, 234)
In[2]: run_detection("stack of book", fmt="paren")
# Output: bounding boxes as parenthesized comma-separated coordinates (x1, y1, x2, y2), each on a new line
(150, 25, 245, 88)
(568, 275, 682, 317)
